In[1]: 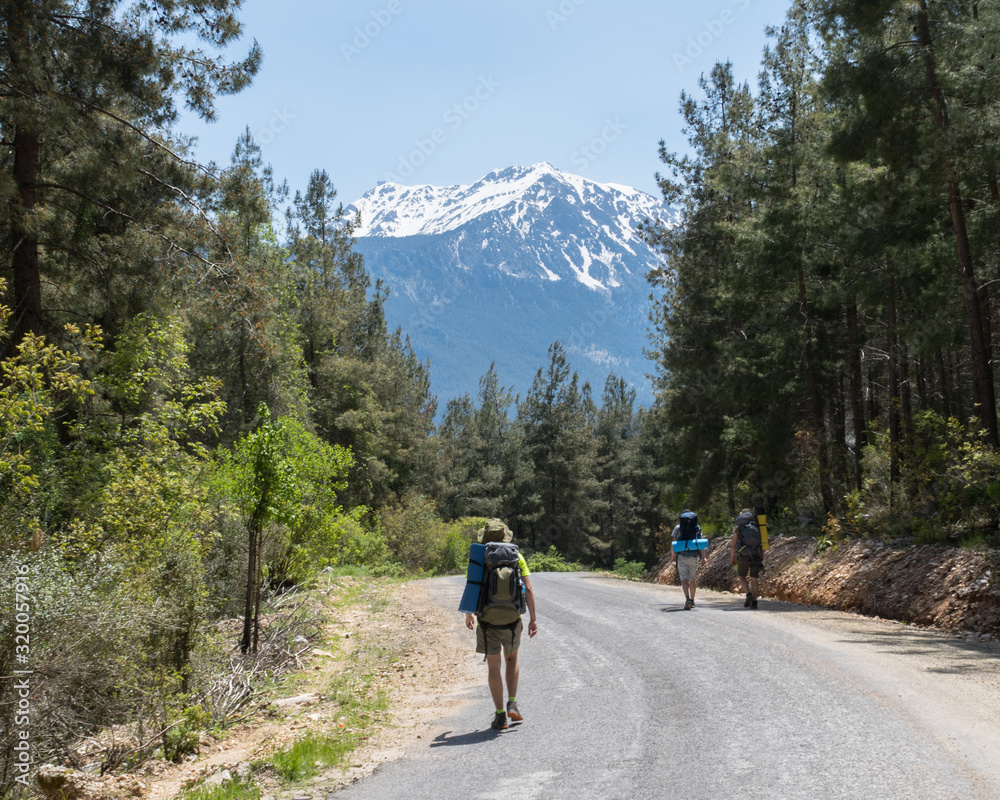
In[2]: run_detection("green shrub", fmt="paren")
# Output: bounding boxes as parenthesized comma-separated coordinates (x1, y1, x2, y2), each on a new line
(611, 558, 646, 580)
(335, 513, 395, 571)
(163, 704, 211, 762)
(378, 497, 483, 574)
(379, 493, 443, 571)
(435, 518, 484, 574)
(526, 545, 582, 573)
(272, 730, 361, 781)
(847, 413, 1000, 540)
(179, 776, 260, 800)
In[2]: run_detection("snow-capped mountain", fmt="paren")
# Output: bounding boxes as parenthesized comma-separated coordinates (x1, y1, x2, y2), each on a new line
(348, 163, 674, 405)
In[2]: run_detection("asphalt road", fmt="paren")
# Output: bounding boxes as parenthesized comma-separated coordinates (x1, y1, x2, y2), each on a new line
(331, 572, 1000, 800)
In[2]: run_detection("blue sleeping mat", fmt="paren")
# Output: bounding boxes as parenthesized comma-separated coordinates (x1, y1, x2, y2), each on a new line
(672, 538, 708, 553)
(458, 542, 486, 613)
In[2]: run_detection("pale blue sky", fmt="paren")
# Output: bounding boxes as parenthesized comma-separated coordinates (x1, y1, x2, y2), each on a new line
(181, 0, 794, 204)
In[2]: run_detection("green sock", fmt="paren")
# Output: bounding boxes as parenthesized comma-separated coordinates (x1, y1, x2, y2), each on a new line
(496, 709, 504, 715)
(508, 697, 516, 703)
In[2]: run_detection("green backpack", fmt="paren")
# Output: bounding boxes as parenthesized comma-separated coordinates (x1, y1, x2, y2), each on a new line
(479, 542, 524, 614)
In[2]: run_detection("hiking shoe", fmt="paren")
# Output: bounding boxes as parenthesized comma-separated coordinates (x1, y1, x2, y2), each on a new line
(506, 700, 523, 721)
(744, 593, 753, 608)
(751, 599, 758, 609)
(490, 711, 508, 730)
(684, 598, 694, 610)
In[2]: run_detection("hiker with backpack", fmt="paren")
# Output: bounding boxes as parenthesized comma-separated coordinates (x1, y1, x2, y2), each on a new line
(731, 508, 764, 609)
(671, 509, 707, 609)
(464, 519, 537, 731)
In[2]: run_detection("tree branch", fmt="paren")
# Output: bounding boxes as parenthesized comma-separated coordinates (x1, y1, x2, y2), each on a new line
(135, 166, 228, 246)
(35, 181, 222, 272)
(54, 91, 211, 175)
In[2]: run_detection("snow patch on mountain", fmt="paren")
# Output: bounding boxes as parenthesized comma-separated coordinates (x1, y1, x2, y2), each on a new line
(347, 163, 675, 404)
(352, 162, 668, 240)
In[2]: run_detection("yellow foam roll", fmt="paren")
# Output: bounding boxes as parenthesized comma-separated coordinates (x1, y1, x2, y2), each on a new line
(756, 514, 769, 551)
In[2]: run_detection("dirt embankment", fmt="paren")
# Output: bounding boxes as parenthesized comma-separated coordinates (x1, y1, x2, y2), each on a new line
(647, 534, 1000, 638)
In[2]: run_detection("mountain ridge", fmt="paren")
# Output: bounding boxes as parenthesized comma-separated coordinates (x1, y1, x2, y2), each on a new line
(347, 163, 674, 405)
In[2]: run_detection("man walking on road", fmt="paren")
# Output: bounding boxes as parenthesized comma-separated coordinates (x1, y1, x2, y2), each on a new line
(731, 508, 764, 609)
(465, 519, 537, 730)
(672, 509, 707, 609)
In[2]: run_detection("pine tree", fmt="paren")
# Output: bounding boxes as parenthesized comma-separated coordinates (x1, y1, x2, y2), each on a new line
(646, 62, 795, 512)
(436, 394, 479, 520)
(474, 364, 517, 518)
(1, 0, 261, 347)
(814, 0, 999, 445)
(189, 129, 306, 437)
(287, 170, 437, 510)
(518, 342, 599, 559)
(594, 375, 646, 564)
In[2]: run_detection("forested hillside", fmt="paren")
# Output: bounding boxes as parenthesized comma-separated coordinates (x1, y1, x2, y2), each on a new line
(643, 0, 1000, 541)
(0, 2, 445, 791)
(2, 1, 1000, 796)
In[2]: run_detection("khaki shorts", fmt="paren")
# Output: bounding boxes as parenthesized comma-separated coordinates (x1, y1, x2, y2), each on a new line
(476, 619, 523, 656)
(676, 554, 700, 583)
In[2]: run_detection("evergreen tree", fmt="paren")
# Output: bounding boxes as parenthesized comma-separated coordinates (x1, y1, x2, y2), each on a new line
(643, 1, 1000, 533)
(436, 364, 518, 520)
(594, 375, 646, 564)
(191, 129, 307, 437)
(476, 364, 525, 524)
(436, 393, 479, 520)
(814, 0, 999, 445)
(1, 0, 261, 347)
(645, 62, 794, 513)
(286, 171, 437, 510)
(518, 342, 600, 559)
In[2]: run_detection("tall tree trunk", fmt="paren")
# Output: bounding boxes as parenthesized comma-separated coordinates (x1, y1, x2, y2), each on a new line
(10, 128, 44, 351)
(917, 3, 998, 445)
(899, 336, 913, 433)
(949, 348, 965, 422)
(241, 487, 269, 654)
(253, 532, 263, 652)
(832, 374, 849, 496)
(989, 174, 1000, 395)
(7, 8, 44, 350)
(915, 357, 928, 410)
(936, 349, 952, 418)
(866, 362, 879, 427)
(847, 303, 866, 489)
(240, 518, 259, 653)
(887, 272, 902, 487)
(798, 263, 834, 514)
